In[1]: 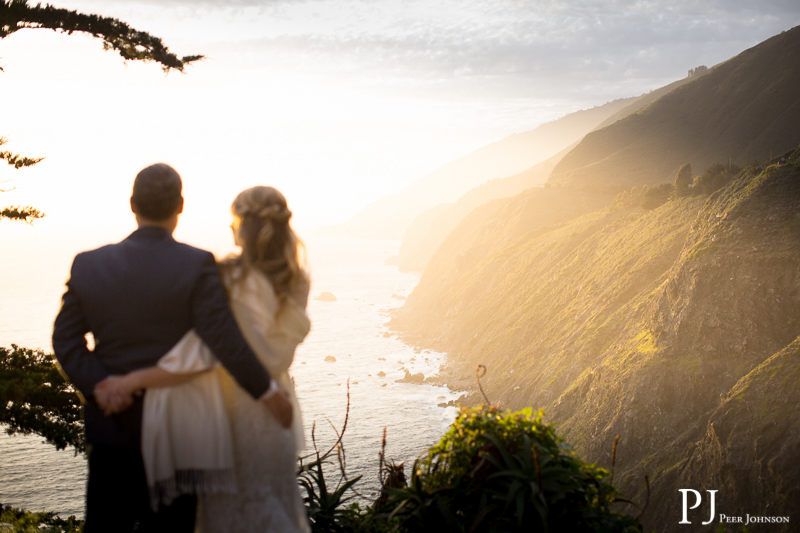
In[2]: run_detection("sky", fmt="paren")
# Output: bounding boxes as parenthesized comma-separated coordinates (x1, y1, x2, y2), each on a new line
(1, 0, 799, 253)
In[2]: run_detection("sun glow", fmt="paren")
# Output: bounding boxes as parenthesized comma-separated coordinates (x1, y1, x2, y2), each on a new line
(1, 29, 520, 258)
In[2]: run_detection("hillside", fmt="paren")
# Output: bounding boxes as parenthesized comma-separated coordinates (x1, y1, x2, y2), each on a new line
(407, 185, 617, 294)
(390, 75, 699, 272)
(592, 75, 698, 132)
(388, 149, 566, 271)
(325, 97, 637, 239)
(549, 26, 800, 189)
(391, 147, 800, 531)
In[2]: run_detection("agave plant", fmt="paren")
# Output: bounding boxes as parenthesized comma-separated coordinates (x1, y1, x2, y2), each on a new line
(299, 454, 363, 533)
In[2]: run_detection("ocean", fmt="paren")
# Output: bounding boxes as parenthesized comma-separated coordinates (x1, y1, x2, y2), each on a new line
(0, 233, 459, 518)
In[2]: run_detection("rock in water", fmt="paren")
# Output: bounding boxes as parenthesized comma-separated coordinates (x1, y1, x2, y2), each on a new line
(395, 370, 425, 384)
(315, 291, 337, 302)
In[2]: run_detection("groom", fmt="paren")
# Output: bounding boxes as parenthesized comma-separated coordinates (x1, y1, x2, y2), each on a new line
(52, 163, 292, 533)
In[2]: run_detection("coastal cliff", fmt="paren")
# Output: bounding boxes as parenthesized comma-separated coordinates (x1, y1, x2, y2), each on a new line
(392, 150, 800, 530)
(390, 26, 800, 530)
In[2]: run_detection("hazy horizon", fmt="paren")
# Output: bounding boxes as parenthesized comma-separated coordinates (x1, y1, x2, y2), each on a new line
(2, 1, 799, 246)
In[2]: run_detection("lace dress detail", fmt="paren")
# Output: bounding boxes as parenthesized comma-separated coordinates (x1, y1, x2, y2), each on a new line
(197, 268, 311, 533)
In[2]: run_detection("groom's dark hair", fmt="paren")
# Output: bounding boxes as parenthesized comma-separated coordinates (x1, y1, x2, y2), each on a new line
(131, 163, 183, 221)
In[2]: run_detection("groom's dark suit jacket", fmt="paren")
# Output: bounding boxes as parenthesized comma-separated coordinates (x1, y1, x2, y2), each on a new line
(52, 226, 272, 447)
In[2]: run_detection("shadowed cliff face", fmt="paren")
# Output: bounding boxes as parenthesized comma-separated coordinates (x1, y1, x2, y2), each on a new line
(683, 336, 800, 516)
(553, 157, 800, 530)
(645, 337, 800, 529)
(391, 148, 800, 532)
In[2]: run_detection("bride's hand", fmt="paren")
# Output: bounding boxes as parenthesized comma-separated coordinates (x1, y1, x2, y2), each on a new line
(94, 375, 139, 415)
(263, 386, 293, 428)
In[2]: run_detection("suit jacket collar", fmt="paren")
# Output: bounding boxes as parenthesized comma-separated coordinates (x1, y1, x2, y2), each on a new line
(128, 226, 174, 241)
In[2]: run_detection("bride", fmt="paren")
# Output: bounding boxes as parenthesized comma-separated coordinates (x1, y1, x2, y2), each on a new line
(103, 186, 311, 532)
(201, 186, 310, 532)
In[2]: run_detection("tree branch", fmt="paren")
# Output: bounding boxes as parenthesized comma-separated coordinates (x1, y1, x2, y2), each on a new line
(0, 0, 203, 72)
(1, 137, 44, 169)
(0, 345, 85, 453)
(0, 205, 44, 221)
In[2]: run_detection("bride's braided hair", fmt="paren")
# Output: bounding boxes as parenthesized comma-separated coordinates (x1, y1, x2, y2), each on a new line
(222, 186, 306, 300)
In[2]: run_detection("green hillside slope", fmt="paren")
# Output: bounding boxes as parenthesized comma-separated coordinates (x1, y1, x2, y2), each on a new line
(392, 148, 800, 531)
(592, 75, 698, 132)
(549, 26, 800, 189)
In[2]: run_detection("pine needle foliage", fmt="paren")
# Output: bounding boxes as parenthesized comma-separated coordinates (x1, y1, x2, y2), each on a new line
(0, 345, 85, 453)
(0, 1, 203, 220)
(0, 0, 202, 72)
(0, 137, 44, 221)
(0, 137, 43, 170)
(0, 503, 83, 532)
(0, 205, 43, 221)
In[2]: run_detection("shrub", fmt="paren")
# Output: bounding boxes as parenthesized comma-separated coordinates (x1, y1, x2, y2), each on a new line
(378, 406, 641, 532)
(673, 164, 693, 197)
(640, 183, 673, 210)
(692, 163, 742, 195)
(0, 503, 83, 532)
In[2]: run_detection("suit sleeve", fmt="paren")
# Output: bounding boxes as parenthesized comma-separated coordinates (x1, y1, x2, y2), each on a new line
(52, 258, 108, 400)
(190, 252, 272, 399)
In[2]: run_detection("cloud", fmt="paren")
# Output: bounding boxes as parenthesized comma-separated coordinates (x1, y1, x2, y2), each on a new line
(203, 0, 797, 102)
(47, 0, 800, 104)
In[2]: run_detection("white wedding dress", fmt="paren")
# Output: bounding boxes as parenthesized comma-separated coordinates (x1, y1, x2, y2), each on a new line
(196, 266, 311, 533)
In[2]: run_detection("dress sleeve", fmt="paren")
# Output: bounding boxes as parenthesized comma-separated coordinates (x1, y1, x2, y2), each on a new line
(157, 329, 216, 374)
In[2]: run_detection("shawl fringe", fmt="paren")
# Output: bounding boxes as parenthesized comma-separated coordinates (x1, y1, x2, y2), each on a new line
(150, 468, 237, 510)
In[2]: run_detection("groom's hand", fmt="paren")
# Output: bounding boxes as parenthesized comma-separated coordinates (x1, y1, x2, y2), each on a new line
(263, 385, 293, 428)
